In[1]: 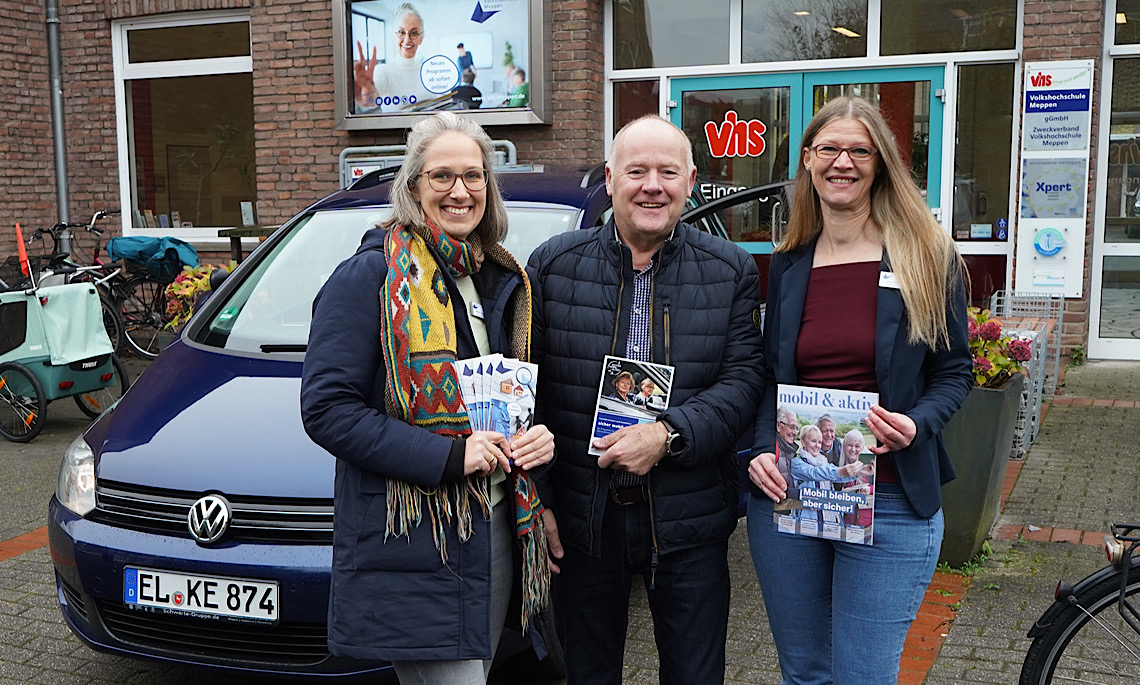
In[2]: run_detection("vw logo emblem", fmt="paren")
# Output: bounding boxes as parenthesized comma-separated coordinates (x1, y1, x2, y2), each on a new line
(188, 494, 232, 544)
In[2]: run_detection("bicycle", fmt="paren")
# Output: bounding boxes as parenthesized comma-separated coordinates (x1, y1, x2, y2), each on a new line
(40, 209, 178, 359)
(1019, 522, 1140, 683)
(2, 213, 125, 354)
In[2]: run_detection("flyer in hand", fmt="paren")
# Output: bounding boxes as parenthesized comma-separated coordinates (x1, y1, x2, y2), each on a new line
(456, 354, 538, 438)
(588, 356, 674, 457)
(773, 383, 879, 545)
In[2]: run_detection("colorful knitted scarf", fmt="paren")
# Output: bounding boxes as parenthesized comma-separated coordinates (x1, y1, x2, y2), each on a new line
(379, 220, 550, 630)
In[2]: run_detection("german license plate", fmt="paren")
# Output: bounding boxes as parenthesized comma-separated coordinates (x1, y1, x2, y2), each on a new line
(123, 567, 278, 622)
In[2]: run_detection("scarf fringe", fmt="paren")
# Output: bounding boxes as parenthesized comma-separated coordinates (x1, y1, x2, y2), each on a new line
(380, 224, 551, 627)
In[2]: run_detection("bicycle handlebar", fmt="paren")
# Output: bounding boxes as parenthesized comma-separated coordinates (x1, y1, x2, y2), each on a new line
(27, 208, 121, 246)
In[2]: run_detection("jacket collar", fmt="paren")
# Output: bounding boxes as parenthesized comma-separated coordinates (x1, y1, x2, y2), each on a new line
(601, 216, 687, 268)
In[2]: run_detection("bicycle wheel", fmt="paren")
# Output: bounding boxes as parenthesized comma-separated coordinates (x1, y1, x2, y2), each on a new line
(74, 354, 131, 419)
(0, 362, 47, 442)
(119, 275, 175, 359)
(1020, 564, 1140, 684)
(99, 290, 124, 354)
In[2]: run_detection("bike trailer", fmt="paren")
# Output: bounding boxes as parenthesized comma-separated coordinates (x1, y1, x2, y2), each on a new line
(0, 282, 116, 402)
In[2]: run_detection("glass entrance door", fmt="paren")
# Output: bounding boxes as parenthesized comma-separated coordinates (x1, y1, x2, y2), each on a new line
(671, 67, 944, 254)
(1092, 57, 1140, 359)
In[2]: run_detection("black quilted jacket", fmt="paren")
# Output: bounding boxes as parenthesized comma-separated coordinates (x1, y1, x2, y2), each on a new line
(526, 219, 765, 557)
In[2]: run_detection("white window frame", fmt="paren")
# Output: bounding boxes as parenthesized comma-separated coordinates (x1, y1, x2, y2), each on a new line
(111, 10, 253, 241)
(604, 0, 1024, 267)
(1089, 0, 1140, 359)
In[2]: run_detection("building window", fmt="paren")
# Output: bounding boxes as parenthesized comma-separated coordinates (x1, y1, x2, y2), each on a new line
(881, 0, 1015, 56)
(742, 0, 867, 63)
(614, 0, 730, 69)
(114, 13, 255, 234)
(613, 80, 660, 136)
(953, 63, 1015, 242)
(1118, 0, 1140, 44)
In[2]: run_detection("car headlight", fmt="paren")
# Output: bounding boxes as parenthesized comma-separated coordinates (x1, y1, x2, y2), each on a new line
(57, 435, 96, 516)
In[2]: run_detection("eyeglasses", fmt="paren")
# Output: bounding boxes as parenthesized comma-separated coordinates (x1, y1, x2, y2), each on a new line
(808, 144, 878, 162)
(779, 421, 798, 430)
(421, 168, 488, 192)
(395, 28, 423, 40)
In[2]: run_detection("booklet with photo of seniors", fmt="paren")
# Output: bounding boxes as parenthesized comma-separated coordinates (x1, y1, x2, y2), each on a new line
(773, 383, 879, 546)
(456, 354, 538, 440)
(588, 356, 674, 457)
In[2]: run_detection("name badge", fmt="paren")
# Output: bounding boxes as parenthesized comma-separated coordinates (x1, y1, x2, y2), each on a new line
(471, 302, 485, 320)
(878, 272, 901, 289)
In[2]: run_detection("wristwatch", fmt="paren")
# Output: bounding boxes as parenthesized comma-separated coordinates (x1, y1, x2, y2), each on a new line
(659, 419, 685, 458)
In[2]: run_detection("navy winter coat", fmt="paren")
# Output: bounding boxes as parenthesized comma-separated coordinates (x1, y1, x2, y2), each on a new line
(752, 241, 973, 517)
(300, 228, 527, 661)
(527, 219, 764, 557)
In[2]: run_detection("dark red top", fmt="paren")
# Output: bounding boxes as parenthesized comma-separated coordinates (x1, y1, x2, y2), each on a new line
(795, 260, 897, 482)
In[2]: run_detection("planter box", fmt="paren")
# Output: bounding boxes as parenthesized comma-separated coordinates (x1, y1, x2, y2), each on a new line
(938, 373, 1026, 567)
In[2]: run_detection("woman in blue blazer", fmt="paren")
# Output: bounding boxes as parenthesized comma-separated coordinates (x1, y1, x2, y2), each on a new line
(747, 97, 972, 684)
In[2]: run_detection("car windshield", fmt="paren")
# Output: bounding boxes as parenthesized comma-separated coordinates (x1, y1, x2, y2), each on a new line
(193, 204, 581, 353)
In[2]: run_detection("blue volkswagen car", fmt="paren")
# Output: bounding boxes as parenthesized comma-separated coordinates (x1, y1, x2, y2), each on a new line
(47, 165, 611, 679)
(48, 163, 785, 678)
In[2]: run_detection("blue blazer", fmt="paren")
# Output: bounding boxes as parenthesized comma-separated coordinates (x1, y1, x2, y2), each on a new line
(752, 241, 973, 518)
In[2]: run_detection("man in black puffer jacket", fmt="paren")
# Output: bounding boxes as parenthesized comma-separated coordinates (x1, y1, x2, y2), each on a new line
(527, 115, 764, 685)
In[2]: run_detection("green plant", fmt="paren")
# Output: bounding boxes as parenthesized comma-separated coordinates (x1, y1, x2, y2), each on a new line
(164, 262, 235, 328)
(933, 588, 954, 597)
(968, 307, 1030, 388)
(502, 41, 514, 68)
(1069, 345, 1086, 367)
(939, 540, 992, 577)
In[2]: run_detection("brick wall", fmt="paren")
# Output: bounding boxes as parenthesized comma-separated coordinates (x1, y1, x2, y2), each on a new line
(1, 0, 603, 254)
(250, 0, 606, 227)
(0, 2, 52, 239)
(1022, 0, 1105, 355)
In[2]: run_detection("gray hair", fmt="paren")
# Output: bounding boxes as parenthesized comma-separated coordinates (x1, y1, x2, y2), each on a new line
(842, 430, 865, 450)
(610, 114, 694, 173)
(776, 406, 797, 425)
(384, 111, 509, 245)
(799, 424, 821, 443)
(816, 414, 835, 427)
(394, 2, 423, 26)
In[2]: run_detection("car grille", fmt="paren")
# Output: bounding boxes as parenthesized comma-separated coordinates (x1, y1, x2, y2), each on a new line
(94, 599, 329, 666)
(59, 577, 88, 622)
(90, 480, 333, 544)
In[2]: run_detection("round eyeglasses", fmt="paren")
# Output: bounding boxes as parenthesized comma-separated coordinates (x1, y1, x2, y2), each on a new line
(421, 168, 488, 192)
(808, 144, 878, 162)
(395, 29, 423, 40)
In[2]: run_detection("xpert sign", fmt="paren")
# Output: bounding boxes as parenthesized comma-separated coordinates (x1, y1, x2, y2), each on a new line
(1015, 60, 1093, 298)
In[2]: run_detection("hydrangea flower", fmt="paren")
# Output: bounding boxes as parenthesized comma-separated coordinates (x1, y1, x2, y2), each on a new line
(967, 307, 1027, 388)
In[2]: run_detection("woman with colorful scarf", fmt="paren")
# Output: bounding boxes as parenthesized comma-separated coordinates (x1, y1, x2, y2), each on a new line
(301, 112, 554, 685)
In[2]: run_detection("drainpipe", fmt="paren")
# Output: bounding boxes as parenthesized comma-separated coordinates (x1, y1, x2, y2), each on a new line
(46, 0, 71, 251)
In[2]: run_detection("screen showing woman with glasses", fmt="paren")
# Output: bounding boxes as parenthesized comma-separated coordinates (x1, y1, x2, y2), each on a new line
(351, 2, 432, 113)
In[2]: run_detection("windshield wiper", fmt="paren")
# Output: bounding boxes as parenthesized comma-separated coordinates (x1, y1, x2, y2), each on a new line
(260, 344, 308, 353)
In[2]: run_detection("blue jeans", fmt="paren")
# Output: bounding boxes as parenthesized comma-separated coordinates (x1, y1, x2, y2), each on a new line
(391, 500, 513, 685)
(747, 483, 942, 685)
(553, 499, 730, 685)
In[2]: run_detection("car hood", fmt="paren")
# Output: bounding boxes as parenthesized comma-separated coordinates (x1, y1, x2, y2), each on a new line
(92, 342, 334, 499)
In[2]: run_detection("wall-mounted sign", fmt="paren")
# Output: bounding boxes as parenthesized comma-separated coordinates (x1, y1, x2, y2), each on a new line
(1015, 60, 1093, 298)
(1033, 227, 1067, 256)
(333, 0, 546, 130)
(704, 111, 767, 158)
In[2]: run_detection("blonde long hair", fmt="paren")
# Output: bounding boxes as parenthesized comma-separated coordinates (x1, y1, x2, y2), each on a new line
(780, 97, 965, 350)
